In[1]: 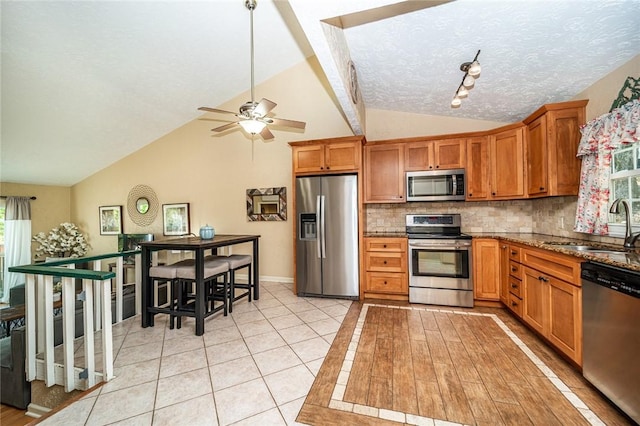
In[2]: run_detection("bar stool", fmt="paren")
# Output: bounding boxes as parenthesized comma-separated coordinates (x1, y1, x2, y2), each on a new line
(149, 259, 194, 329)
(173, 258, 230, 329)
(205, 254, 252, 313)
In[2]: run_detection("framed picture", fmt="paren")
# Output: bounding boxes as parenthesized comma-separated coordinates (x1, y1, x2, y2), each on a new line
(99, 205, 123, 235)
(162, 203, 190, 236)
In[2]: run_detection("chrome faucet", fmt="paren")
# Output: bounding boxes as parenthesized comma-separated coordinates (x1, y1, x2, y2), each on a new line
(609, 198, 640, 249)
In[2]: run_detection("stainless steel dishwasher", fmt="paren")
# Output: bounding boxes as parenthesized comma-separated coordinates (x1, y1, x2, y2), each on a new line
(582, 261, 640, 424)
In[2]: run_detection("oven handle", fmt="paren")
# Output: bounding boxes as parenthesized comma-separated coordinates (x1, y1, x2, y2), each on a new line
(408, 241, 472, 249)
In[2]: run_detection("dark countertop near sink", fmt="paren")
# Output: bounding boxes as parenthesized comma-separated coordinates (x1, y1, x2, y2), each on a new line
(469, 232, 640, 272)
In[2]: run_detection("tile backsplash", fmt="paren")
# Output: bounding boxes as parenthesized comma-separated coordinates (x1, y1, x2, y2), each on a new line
(365, 196, 623, 245)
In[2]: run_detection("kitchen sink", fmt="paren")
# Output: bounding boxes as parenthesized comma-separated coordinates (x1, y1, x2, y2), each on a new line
(544, 243, 628, 253)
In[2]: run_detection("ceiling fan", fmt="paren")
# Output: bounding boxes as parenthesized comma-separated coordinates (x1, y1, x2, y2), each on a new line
(198, 0, 306, 141)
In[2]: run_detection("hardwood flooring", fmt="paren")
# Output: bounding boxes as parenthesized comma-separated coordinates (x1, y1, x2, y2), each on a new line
(298, 301, 634, 426)
(0, 404, 32, 426)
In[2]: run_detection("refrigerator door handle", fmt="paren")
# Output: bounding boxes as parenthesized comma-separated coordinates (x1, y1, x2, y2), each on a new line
(316, 195, 322, 258)
(320, 195, 326, 259)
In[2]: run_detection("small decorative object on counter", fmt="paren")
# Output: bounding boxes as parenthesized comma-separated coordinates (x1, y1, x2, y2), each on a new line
(199, 224, 215, 240)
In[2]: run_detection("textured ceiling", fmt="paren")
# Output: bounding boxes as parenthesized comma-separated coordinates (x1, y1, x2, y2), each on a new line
(1, 0, 639, 186)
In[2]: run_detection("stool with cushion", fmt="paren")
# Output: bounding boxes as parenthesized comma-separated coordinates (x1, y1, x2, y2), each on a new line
(174, 258, 230, 329)
(149, 259, 194, 329)
(206, 254, 252, 313)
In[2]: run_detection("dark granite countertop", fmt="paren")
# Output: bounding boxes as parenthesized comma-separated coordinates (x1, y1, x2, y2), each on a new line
(469, 232, 640, 273)
(364, 232, 407, 238)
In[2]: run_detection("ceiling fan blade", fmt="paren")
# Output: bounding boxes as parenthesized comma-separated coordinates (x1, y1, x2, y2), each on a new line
(211, 122, 239, 132)
(268, 117, 306, 130)
(198, 106, 237, 115)
(259, 126, 274, 140)
(253, 98, 277, 117)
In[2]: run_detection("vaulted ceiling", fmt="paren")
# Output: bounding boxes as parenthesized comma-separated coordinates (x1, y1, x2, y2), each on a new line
(2, 0, 638, 186)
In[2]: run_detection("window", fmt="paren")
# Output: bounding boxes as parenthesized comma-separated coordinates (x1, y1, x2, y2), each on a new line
(608, 144, 640, 236)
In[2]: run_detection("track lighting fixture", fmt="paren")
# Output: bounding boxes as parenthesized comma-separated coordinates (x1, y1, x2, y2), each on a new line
(451, 50, 481, 108)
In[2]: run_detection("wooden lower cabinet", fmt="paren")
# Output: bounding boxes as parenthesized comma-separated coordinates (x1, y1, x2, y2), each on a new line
(472, 238, 500, 301)
(548, 278, 582, 365)
(363, 237, 408, 300)
(519, 249, 583, 366)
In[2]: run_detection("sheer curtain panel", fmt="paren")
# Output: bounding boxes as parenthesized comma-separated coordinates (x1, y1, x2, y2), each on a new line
(1, 196, 32, 303)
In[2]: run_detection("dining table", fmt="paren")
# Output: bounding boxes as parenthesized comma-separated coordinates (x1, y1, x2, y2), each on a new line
(139, 234, 260, 336)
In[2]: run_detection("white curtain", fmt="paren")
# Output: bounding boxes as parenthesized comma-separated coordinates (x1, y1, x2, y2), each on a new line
(1, 196, 32, 303)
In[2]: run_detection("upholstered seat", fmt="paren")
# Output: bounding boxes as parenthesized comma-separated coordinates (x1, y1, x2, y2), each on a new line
(205, 254, 253, 312)
(172, 258, 230, 328)
(149, 259, 195, 329)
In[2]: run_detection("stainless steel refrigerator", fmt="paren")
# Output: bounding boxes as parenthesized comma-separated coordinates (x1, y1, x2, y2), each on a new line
(296, 175, 359, 299)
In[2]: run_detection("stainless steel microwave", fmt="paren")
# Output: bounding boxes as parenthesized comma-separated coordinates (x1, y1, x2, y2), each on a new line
(406, 169, 465, 201)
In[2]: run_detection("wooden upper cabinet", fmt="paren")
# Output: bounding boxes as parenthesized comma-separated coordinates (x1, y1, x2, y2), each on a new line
(524, 100, 587, 197)
(405, 139, 465, 171)
(364, 143, 405, 203)
(490, 125, 525, 199)
(291, 136, 363, 175)
(466, 136, 490, 200)
(526, 114, 549, 196)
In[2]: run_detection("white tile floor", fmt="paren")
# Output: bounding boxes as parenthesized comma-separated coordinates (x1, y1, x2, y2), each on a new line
(39, 282, 352, 426)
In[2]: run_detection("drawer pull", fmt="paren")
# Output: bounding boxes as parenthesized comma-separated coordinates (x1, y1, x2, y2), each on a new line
(383, 244, 387, 248)
(511, 284, 518, 288)
(384, 281, 387, 285)
(383, 260, 387, 265)
(511, 301, 518, 307)
(511, 267, 517, 272)
(510, 251, 517, 255)
(538, 276, 549, 282)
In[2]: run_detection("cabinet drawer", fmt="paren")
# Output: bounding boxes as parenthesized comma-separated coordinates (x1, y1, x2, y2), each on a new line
(508, 246, 521, 262)
(522, 247, 582, 284)
(509, 261, 522, 279)
(365, 252, 405, 272)
(508, 277, 522, 298)
(366, 272, 407, 294)
(365, 238, 406, 252)
(507, 292, 523, 318)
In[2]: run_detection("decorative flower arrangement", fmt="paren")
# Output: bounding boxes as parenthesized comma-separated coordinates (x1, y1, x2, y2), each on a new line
(32, 222, 90, 259)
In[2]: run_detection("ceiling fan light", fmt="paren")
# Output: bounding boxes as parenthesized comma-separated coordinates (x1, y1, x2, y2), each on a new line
(457, 87, 469, 98)
(463, 74, 475, 88)
(238, 119, 266, 134)
(468, 61, 481, 77)
(451, 97, 462, 108)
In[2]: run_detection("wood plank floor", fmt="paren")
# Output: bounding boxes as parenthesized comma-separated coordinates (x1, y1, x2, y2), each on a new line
(0, 404, 32, 426)
(298, 301, 634, 426)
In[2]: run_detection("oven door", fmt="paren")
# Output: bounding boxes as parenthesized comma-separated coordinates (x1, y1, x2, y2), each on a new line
(408, 239, 472, 290)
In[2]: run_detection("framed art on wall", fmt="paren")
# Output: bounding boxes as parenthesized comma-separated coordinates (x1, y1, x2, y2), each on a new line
(163, 203, 190, 236)
(99, 205, 123, 235)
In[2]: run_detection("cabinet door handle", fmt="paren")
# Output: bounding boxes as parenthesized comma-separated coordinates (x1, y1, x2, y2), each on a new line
(511, 251, 517, 255)
(511, 301, 518, 307)
(436, 165, 440, 168)
(539, 186, 545, 191)
(320, 166, 324, 170)
(511, 283, 518, 288)
(538, 276, 549, 282)
(492, 192, 496, 196)
(383, 281, 388, 285)
(326, 166, 330, 170)
(511, 267, 517, 272)
(469, 193, 473, 197)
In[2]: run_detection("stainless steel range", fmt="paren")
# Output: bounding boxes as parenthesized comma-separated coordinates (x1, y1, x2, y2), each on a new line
(406, 214, 473, 307)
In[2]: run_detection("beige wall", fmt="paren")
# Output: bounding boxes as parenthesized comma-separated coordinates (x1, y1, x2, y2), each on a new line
(573, 54, 640, 120)
(71, 57, 354, 280)
(0, 182, 71, 260)
(365, 108, 508, 140)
